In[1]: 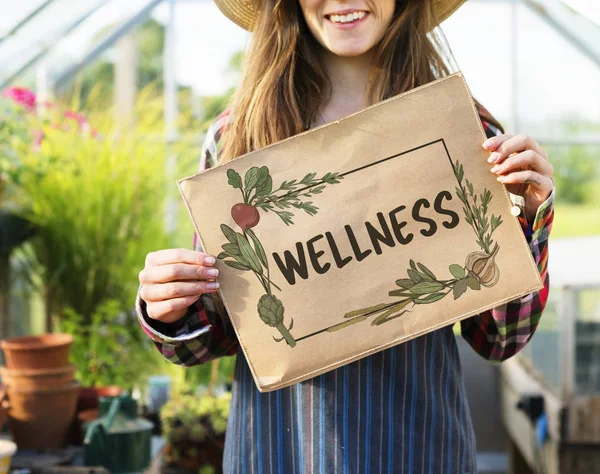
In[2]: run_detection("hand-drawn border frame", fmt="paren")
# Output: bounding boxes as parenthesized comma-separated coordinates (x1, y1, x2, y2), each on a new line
(292, 137, 456, 342)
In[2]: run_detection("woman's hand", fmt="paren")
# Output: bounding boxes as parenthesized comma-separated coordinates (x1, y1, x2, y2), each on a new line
(483, 134, 553, 222)
(139, 249, 220, 324)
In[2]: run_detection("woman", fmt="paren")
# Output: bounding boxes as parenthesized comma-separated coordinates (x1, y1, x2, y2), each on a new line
(137, 1, 554, 472)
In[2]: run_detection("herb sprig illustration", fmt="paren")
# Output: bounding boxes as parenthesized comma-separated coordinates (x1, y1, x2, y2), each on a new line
(227, 167, 343, 227)
(453, 161, 503, 254)
(334, 159, 505, 329)
(219, 165, 344, 347)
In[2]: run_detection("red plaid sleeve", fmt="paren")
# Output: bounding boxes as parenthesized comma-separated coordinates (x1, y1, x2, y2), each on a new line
(460, 117, 555, 362)
(136, 110, 239, 366)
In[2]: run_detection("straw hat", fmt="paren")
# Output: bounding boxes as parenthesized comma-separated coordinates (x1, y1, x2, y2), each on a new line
(214, 0, 467, 31)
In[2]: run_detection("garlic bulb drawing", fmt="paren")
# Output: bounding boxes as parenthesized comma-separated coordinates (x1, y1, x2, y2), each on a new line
(465, 243, 500, 288)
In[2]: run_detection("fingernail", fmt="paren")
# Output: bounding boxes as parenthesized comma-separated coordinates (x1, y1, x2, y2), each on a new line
(207, 269, 219, 277)
(497, 176, 506, 182)
(488, 152, 499, 163)
(487, 154, 495, 163)
(490, 165, 500, 173)
(483, 139, 494, 149)
(205, 256, 216, 265)
(207, 282, 220, 290)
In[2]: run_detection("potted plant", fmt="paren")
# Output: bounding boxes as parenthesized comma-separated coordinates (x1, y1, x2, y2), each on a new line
(160, 392, 231, 473)
(0, 86, 199, 332)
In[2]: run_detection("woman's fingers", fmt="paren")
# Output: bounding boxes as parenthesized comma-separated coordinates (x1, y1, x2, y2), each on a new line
(490, 149, 553, 178)
(145, 248, 216, 268)
(146, 295, 203, 323)
(496, 168, 553, 191)
(140, 280, 219, 303)
(483, 134, 548, 164)
(139, 263, 218, 284)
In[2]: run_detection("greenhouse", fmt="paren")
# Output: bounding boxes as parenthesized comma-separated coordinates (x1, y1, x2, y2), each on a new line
(0, 0, 598, 472)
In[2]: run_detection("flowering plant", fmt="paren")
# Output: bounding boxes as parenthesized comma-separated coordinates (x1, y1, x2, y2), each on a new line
(1, 85, 197, 329)
(0, 87, 96, 201)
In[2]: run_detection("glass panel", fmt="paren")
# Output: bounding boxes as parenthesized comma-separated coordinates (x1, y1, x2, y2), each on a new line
(575, 288, 600, 395)
(519, 287, 563, 394)
(443, 2, 600, 141)
(0, 0, 105, 85)
(0, 0, 157, 87)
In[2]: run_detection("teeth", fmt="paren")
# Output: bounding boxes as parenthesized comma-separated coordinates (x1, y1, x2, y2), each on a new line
(330, 11, 366, 23)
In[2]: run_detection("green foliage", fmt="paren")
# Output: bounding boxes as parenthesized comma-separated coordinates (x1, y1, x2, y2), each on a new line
(553, 204, 600, 237)
(160, 392, 231, 469)
(547, 144, 599, 205)
(2, 89, 197, 327)
(60, 300, 160, 389)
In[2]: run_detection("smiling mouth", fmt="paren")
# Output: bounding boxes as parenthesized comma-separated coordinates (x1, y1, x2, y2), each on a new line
(325, 11, 369, 25)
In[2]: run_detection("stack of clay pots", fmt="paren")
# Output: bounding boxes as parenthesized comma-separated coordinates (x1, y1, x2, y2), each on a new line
(0, 334, 80, 449)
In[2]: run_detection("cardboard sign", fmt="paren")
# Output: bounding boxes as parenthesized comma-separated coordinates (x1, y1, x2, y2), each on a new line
(178, 73, 543, 392)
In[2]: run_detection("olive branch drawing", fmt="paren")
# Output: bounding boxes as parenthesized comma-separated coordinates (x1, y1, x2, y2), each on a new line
(218, 166, 343, 347)
(329, 160, 504, 331)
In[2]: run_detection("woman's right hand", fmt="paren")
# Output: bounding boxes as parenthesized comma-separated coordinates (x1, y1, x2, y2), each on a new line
(139, 249, 220, 324)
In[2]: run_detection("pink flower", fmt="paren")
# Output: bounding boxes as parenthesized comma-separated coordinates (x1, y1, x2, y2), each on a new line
(33, 130, 45, 151)
(2, 87, 37, 110)
(64, 110, 88, 127)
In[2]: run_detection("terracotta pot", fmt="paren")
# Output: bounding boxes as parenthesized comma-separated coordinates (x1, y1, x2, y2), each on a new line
(0, 364, 76, 390)
(77, 385, 122, 412)
(1, 334, 73, 369)
(8, 381, 80, 449)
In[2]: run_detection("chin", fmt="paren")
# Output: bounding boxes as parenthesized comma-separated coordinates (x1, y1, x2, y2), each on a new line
(328, 42, 374, 58)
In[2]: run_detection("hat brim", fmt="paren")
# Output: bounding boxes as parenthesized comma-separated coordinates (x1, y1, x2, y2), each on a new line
(214, 0, 467, 32)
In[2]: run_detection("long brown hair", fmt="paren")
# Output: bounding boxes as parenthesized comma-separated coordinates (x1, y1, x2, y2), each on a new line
(221, 0, 503, 163)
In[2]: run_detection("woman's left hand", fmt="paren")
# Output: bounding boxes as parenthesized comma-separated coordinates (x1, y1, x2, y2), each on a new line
(483, 134, 553, 222)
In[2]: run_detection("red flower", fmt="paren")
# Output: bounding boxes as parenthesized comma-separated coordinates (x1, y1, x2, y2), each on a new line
(2, 87, 37, 111)
(64, 110, 88, 127)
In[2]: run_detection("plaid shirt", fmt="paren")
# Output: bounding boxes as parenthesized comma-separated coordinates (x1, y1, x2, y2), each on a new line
(136, 108, 554, 473)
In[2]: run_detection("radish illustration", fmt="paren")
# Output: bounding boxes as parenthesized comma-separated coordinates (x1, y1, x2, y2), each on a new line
(231, 203, 260, 231)
(219, 166, 344, 349)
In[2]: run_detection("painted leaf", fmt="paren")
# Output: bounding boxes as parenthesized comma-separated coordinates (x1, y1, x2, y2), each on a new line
(388, 289, 414, 298)
(254, 175, 273, 198)
(225, 260, 251, 271)
(227, 169, 243, 189)
(449, 264, 466, 280)
(244, 167, 260, 191)
(221, 224, 238, 244)
(453, 279, 468, 300)
(217, 252, 228, 260)
(236, 233, 263, 273)
(417, 263, 437, 280)
(395, 278, 415, 289)
(255, 166, 269, 188)
(247, 229, 268, 267)
(407, 269, 423, 283)
(466, 275, 481, 291)
(409, 281, 444, 295)
(222, 243, 241, 256)
(414, 293, 446, 304)
(409, 259, 417, 271)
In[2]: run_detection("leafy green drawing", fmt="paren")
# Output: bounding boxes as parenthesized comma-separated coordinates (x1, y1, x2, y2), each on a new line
(337, 159, 504, 328)
(218, 166, 344, 347)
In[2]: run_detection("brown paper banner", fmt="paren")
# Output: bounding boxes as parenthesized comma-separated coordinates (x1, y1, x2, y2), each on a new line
(178, 73, 543, 392)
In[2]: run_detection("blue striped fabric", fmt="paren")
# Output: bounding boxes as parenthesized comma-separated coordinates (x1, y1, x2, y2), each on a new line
(222, 327, 477, 474)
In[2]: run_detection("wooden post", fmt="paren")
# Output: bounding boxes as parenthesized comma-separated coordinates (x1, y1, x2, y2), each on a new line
(508, 439, 534, 474)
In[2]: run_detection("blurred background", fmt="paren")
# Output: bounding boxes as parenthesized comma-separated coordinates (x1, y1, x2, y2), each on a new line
(0, 0, 598, 473)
